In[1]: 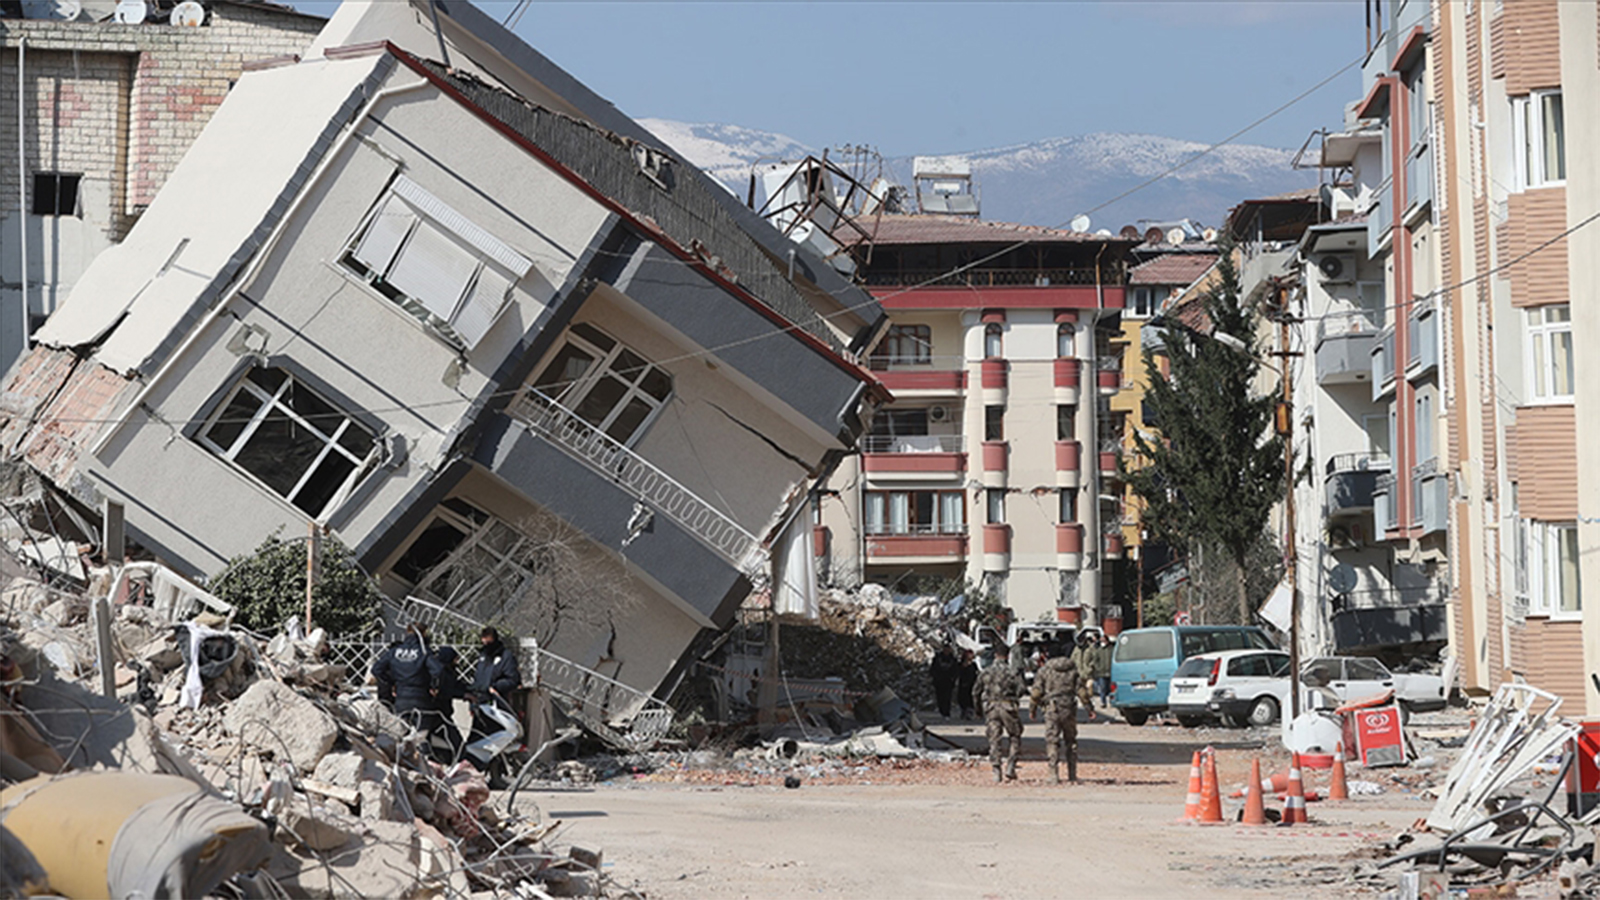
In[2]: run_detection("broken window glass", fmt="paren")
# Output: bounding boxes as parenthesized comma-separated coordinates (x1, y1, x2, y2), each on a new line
(198, 367, 377, 518)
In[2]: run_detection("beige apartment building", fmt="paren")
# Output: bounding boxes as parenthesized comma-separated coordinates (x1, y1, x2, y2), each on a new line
(1309, 0, 1598, 709)
(816, 215, 1136, 625)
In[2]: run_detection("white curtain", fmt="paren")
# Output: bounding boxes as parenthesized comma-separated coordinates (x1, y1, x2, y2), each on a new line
(940, 492, 964, 533)
(889, 493, 910, 534)
(772, 516, 818, 620)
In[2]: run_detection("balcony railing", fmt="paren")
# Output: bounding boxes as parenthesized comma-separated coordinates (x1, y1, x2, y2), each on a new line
(1316, 310, 1379, 344)
(859, 265, 1123, 288)
(1407, 297, 1438, 377)
(1327, 452, 1392, 475)
(1372, 324, 1396, 400)
(508, 390, 763, 572)
(1374, 472, 1398, 531)
(1326, 453, 1390, 516)
(862, 434, 964, 454)
(866, 523, 966, 536)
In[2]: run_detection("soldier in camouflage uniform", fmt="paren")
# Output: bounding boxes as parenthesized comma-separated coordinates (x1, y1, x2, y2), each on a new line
(1030, 641, 1090, 783)
(974, 647, 1024, 782)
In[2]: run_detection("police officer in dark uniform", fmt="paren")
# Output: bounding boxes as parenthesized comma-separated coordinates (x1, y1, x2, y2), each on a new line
(372, 623, 445, 738)
(468, 626, 522, 743)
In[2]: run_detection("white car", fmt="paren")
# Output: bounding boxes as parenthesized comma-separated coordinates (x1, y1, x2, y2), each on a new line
(1299, 656, 1447, 713)
(1167, 649, 1292, 728)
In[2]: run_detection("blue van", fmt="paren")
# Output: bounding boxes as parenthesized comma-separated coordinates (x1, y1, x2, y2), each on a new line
(1110, 625, 1277, 726)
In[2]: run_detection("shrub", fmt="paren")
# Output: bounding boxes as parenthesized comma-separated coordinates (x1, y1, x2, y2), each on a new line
(210, 533, 381, 637)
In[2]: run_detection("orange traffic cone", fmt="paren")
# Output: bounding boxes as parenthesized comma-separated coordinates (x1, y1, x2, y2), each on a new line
(1329, 742, 1349, 801)
(1282, 752, 1308, 825)
(1183, 750, 1202, 821)
(1241, 758, 1267, 826)
(1230, 769, 1291, 799)
(1198, 748, 1224, 824)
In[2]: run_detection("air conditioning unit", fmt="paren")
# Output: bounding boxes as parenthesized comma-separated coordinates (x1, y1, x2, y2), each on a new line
(1318, 254, 1357, 285)
(928, 406, 950, 423)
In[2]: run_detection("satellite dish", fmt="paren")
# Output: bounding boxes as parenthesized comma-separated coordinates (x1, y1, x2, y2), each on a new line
(1144, 227, 1164, 244)
(1119, 225, 1141, 240)
(169, 0, 204, 25)
(1328, 564, 1358, 594)
(1070, 214, 1091, 233)
(1202, 227, 1218, 243)
(113, 0, 146, 23)
(21, 0, 82, 19)
(1166, 227, 1187, 246)
(79, 0, 117, 21)
(1095, 228, 1112, 237)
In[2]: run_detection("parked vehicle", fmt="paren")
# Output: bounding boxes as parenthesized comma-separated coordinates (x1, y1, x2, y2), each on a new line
(1167, 650, 1292, 727)
(1110, 625, 1277, 726)
(1300, 656, 1447, 713)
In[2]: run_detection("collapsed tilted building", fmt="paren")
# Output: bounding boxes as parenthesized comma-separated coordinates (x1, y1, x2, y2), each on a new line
(0, 0, 888, 703)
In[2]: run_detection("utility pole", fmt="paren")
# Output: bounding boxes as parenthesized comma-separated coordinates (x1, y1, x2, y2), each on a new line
(1272, 279, 1302, 719)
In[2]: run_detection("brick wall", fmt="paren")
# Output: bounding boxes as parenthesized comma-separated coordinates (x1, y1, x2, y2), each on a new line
(0, 4, 323, 240)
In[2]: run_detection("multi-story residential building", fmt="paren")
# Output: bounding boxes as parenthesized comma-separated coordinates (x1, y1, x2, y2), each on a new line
(816, 215, 1135, 625)
(0, 1, 327, 373)
(1311, 0, 1598, 709)
(0, 0, 888, 708)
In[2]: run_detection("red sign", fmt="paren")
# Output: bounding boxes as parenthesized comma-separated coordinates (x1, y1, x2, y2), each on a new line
(1567, 720, 1600, 816)
(1344, 704, 1405, 767)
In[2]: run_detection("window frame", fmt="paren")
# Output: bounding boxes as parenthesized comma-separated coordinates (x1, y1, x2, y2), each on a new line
(1525, 519, 1582, 618)
(529, 322, 674, 447)
(984, 323, 1003, 359)
(31, 172, 81, 217)
(1057, 323, 1076, 358)
(1526, 305, 1574, 403)
(196, 366, 379, 519)
(1511, 89, 1566, 191)
(864, 489, 965, 535)
(872, 324, 933, 367)
(986, 488, 1006, 524)
(341, 176, 533, 350)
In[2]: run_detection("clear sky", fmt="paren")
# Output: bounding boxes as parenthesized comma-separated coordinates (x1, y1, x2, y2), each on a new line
(289, 1, 1369, 155)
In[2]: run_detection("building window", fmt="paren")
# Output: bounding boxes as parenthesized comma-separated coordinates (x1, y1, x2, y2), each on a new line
(1057, 323, 1076, 357)
(984, 323, 1003, 359)
(1128, 287, 1159, 319)
(343, 175, 533, 350)
(1058, 571, 1080, 607)
(1512, 90, 1565, 189)
(1413, 390, 1434, 464)
(530, 322, 673, 446)
(984, 405, 1004, 441)
(394, 499, 546, 622)
(1524, 520, 1581, 616)
(986, 489, 1006, 524)
(1059, 488, 1077, 523)
(1527, 305, 1573, 402)
(864, 490, 964, 535)
(1056, 404, 1076, 440)
(871, 324, 932, 367)
(31, 173, 81, 216)
(198, 367, 377, 518)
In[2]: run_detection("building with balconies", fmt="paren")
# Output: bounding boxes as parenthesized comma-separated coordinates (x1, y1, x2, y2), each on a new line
(0, 0, 888, 705)
(816, 215, 1135, 625)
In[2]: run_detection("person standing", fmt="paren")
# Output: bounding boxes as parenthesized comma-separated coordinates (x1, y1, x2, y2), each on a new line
(469, 626, 523, 741)
(1090, 632, 1114, 709)
(1030, 641, 1085, 784)
(974, 646, 1024, 782)
(430, 643, 467, 762)
(372, 623, 444, 737)
(929, 644, 959, 719)
(955, 649, 978, 720)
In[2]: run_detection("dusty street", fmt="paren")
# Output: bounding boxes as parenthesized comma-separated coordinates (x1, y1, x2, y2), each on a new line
(516, 717, 1438, 899)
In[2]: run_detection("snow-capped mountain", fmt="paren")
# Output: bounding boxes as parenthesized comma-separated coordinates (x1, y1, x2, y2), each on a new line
(638, 119, 1318, 229)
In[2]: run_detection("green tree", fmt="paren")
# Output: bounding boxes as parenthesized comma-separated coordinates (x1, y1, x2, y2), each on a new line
(211, 533, 381, 636)
(1126, 249, 1284, 624)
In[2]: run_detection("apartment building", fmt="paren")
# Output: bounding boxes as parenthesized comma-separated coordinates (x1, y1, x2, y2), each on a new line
(816, 215, 1135, 625)
(0, 1, 326, 373)
(0, 0, 887, 705)
(1309, 0, 1598, 708)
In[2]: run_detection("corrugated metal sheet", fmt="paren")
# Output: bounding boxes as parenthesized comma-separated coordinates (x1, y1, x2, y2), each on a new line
(1511, 405, 1577, 519)
(1496, 189, 1569, 309)
(425, 61, 851, 353)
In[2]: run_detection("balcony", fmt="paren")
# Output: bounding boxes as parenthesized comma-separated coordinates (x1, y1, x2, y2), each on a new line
(860, 265, 1122, 289)
(1326, 452, 1390, 516)
(1371, 323, 1396, 401)
(1103, 531, 1124, 560)
(1054, 358, 1081, 403)
(872, 367, 966, 395)
(1406, 298, 1438, 380)
(981, 440, 1008, 488)
(1056, 523, 1084, 570)
(982, 523, 1011, 571)
(1315, 312, 1378, 386)
(981, 358, 1008, 401)
(1368, 178, 1393, 257)
(861, 435, 966, 478)
(865, 527, 968, 562)
(1055, 440, 1082, 488)
(1374, 472, 1398, 533)
(1098, 447, 1120, 479)
(1413, 459, 1448, 535)
(1095, 356, 1122, 395)
(1330, 584, 1449, 653)
(1404, 143, 1433, 220)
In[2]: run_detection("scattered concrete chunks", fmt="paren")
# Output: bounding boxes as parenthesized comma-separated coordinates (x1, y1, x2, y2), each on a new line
(223, 681, 337, 772)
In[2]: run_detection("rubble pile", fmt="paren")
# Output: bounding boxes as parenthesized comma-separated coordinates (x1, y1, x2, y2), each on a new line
(0, 572, 631, 899)
(777, 586, 947, 713)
